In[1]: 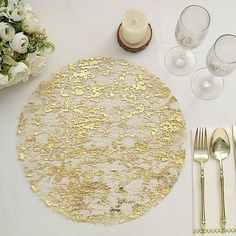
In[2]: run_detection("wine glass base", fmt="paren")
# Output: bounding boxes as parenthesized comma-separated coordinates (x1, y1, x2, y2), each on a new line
(191, 68, 224, 100)
(165, 46, 196, 76)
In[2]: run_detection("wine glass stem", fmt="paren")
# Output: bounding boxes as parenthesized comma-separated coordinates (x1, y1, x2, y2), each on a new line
(202, 74, 214, 89)
(174, 49, 187, 66)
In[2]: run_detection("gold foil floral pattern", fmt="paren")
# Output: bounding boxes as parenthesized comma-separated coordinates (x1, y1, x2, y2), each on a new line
(17, 57, 186, 224)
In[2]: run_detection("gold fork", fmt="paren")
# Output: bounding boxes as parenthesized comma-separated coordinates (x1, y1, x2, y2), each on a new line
(193, 127, 209, 231)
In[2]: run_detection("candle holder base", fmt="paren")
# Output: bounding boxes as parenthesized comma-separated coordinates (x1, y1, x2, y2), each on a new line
(117, 23, 152, 53)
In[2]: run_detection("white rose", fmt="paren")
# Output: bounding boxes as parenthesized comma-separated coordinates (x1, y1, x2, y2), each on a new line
(10, 32, 29, 54)
(9, 62, 29, 83)
(22, 11, 41, 33)
(7, 4, 25, 22)
(0, 22, 15, 41)
(24, 3, 32, 12)
(26, 52, 46, 77)
(0, 74, 9, 87)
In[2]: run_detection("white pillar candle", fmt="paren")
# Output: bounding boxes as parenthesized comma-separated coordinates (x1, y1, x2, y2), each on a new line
(122, 9, 148, 45)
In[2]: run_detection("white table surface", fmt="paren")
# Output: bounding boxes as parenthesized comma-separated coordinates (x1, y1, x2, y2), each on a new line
(1, 0, 236, 235)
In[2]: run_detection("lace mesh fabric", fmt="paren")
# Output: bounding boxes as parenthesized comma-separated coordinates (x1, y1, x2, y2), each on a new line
(17, 57, 186, 224)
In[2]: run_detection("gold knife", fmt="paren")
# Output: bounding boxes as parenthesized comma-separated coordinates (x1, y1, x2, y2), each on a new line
(232, 126, 236, 163)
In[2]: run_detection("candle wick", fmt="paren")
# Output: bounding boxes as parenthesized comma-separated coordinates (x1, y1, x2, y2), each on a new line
(132, 17, 138, 24)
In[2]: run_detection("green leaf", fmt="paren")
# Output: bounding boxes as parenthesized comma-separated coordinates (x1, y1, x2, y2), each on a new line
(15, 52, 27, 61)
(2, 46, 14, 56)
(11, 22, 22, 33)
(37, 38, 55, 53)
(2, 55, 18, 66)
(0, 0, 7, 7)
(0, 63, 11, 76)
(0, 0, 5, 7)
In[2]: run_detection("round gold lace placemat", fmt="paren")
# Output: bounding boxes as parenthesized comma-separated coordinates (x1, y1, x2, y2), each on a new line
(17, 57, 186, 224)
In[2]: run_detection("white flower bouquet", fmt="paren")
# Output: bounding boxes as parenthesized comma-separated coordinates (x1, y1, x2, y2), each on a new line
(0, 0, 54, 89)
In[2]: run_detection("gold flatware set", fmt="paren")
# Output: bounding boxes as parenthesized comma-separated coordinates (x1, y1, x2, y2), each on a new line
(193, 127, 235, 233)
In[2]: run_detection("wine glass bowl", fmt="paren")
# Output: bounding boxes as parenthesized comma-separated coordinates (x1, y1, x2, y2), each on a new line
(176, 5, 210, 49)
(191, 34, 236, 100)
(207, 34, 236, 76)
(165, 5, 211, 76)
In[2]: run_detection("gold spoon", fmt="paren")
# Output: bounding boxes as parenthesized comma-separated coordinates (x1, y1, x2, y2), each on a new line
(210, 128, 230, 230)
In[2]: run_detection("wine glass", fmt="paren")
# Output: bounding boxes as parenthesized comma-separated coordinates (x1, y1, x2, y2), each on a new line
(191, 34, 236, 100)
(165, 5, 211, 76)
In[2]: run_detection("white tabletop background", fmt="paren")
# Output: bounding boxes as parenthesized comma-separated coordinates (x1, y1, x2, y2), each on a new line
(1, 0, 236, 235)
